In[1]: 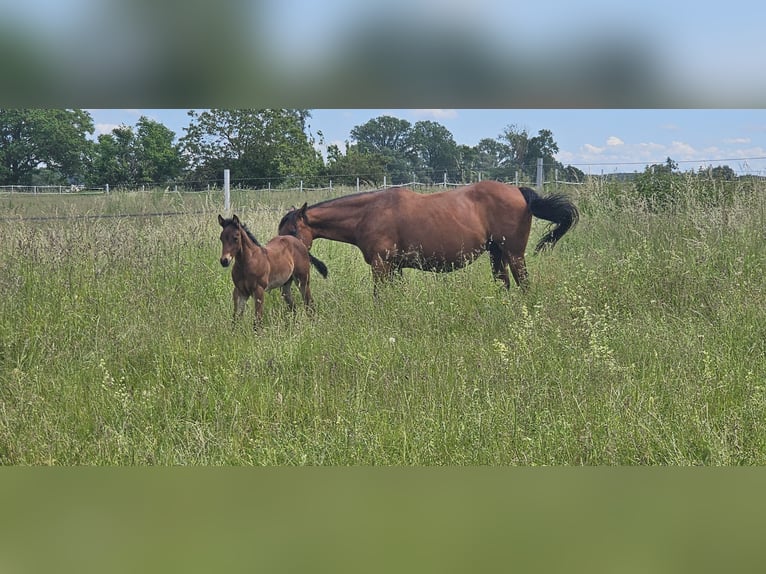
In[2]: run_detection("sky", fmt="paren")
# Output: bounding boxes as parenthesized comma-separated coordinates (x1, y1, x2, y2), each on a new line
(4, 1, 766, 109)
(88, 109, 766, 176)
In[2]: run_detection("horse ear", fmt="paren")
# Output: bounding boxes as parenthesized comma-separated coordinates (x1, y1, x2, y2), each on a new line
(218, 214, 225, 227)
(298, 203, 308, 220)
(232, 214, 240, 226)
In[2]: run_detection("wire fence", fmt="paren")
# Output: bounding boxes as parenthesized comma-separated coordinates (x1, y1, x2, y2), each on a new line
(3, 155, 766, 196)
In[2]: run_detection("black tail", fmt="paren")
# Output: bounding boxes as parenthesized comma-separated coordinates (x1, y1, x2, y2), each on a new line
(309, 254, 329, 278)
(519, 187, 579, 253)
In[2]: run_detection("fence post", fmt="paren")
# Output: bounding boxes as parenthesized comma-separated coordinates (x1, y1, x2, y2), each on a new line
(329, 179, 333, 191)
(536, 158, 544, 191)
(515, 171, 519, 186)
(443, 171, 447, 187)
(384, 176, 387, 188)
(300, 180, 303, 193)
(356, 177, 360, 193)
(224, 169, 230, 212)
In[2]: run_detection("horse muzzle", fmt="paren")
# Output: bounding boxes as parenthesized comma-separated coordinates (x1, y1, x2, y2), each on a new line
(220, 257, 232, 267)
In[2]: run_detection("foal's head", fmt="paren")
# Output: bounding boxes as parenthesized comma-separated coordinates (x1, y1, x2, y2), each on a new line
(218, 214, 261, 268)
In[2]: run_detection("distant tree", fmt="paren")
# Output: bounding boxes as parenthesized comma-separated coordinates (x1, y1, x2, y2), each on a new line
(633, 156, 681, 210)
(350, 115, 414, 184)
(90, 126, 136, 186)
(497, 124, 530, 175)
(473, 138, 512, 179)
(0, 109, 93, 185)
(708, 165, 736, 181)
(134, 117, 184, 184)
(561, 164, 586, 183)
(180, 109, 322, 187)
(527, 128, 560, 179)
(408, 120, 459, 182)
(89, 117, 184, 187)
(350, 115, 412, 156)
(325, 142, 388, 186)
(455, 144, 479, 182)
(497, 125, 562, 181)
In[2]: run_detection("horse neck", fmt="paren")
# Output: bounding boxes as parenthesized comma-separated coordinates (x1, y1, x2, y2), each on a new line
(236, 226, 263, 262)
(308, 200, 366, 243)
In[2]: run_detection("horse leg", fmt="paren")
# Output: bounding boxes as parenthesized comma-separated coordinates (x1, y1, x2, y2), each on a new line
(508, 254, 529, 290)
(232, 288, 248, 323)
(371, 257, 396, 297)
(253, 286, 265, 329)
(297, 273, 314, 313)
(488, 242, 511, 289)
(280, 278, 296, 313)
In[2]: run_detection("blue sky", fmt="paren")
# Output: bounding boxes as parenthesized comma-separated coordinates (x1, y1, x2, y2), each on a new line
(88, 109, 766, 176)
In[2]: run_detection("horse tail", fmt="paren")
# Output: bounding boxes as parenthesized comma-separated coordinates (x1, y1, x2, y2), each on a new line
(519, 187, 579, 253)
(309, 253, 329, 278)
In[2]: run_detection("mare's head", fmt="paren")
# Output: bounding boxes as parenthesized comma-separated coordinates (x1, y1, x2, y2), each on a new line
(278, 203, 313, 248)
(218, 213, 257, 267)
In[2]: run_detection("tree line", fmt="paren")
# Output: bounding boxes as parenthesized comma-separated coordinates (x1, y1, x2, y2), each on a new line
(0, 109, 584, 189)
(0, 109, 743, 191)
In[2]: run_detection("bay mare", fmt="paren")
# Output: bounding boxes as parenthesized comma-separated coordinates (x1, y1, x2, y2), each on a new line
(219, 214, 328, 327)
(278, 181, 578, 291)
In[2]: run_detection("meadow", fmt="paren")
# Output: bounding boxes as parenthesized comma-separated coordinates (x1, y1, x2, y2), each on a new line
(0, 181, 764, 465)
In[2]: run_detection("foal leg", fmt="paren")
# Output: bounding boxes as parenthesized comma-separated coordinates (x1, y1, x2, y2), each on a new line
(232, 288, 248, 322)
(253, 286, 266, 329)
(280, 278, 296, 312)
(299, 276, 314, 313)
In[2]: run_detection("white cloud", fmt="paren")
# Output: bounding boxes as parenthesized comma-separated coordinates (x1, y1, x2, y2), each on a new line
(582, 143, 605, 154)
(723, 137, 751, 144)
(669, 140, 696, 158)
(606, 136, 624, 146)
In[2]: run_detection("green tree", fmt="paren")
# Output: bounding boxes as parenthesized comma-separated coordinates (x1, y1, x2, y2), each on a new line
(561, 164, 586, 183)
(180, 109, 322, 188)
(135, 116, 183, 184)
(408, 120, 459, 183)
(497, 125, 562, 181)
(89, 117, 183, 187)
(498, 124, 530, 176)
(0, 109, 94, 185)
(350, 115, 414, 184)
(325, 142, 388, 186)
(634, 157, 681, 210)
(473, 137, 513, 180)
(708, 165, 736, 181)
(527, 128, 560, 179)
(455, 144, 479, 182)
(90, 126, 137, 186)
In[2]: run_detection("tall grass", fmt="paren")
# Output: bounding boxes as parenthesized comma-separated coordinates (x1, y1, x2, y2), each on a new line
(0, 182, 764, 464)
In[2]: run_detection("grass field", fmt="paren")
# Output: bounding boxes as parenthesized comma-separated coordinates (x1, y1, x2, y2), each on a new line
(1, 181, 764, 465)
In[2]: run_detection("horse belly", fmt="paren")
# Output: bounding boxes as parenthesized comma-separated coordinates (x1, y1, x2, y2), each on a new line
(264, 267, 294, 291)
(398, 240, 484, 272)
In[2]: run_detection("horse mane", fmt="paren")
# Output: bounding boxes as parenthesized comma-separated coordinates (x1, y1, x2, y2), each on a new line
(311, 189, 385, 209)
(279, 189, 390, 229)
(220, 216, 261, 246)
